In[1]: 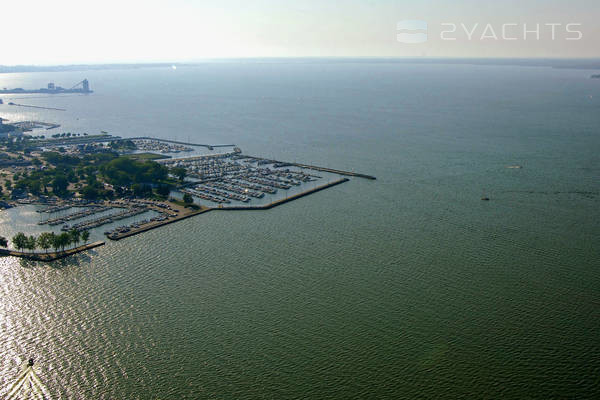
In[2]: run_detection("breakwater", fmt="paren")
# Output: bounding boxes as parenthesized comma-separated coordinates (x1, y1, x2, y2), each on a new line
(217, 178, 349, 210)
(244, 155, 377, 180)
(0, 241, 105, 261)
(7, 102, 66, 111)
(105, 207, 211, 241)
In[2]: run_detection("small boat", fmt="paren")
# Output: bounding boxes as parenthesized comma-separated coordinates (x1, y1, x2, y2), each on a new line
(481, 197, 490, 201)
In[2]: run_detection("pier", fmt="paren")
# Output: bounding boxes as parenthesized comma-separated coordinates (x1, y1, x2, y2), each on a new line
(7, 102, 66, 111)
(38, 205, 112, 226)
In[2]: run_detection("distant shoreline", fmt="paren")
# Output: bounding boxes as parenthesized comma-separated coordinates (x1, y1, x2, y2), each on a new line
(2, 58, 600, 73)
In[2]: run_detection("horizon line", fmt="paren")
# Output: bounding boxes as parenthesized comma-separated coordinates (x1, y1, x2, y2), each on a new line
(1, 55, 600, 68)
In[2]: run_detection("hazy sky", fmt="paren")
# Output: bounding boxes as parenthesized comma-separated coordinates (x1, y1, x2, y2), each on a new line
(2, 0, 598, 65)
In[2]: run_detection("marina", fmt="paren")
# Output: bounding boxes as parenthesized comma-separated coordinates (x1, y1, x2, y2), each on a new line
(0, 148, 371, 245)
(128, 137, 236, 150)
(37, 204, 72, 214)
(105, 178, 349, 241)
(10, 121, 61, 131)
(160, 149, 368, 210)
(64, 207, 151, 232)
(0, 131, 376, 257)
(1, 50, 598, 400)
(131, 139, 194, 154)
(38, 206, 112, 226)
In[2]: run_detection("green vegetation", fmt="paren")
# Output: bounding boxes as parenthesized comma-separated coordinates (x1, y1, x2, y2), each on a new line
(11, 232, 27, 252)
(10, 230, 91, 254)
(1, 134, 185, 202)
(100, 156, 168, 186)
(50, 132, 82, 138)
(155, 184, 172, 198)
(124, 152, 169, 161)
(0, 135, 37, 153)
(182, 193, 194, 204)
(37, 232, 53, 253)
(109, 139, 137, 151)
(45, 133, 105, 141)
(9, 150, 178, 200)
(170, 197, 200, 210)
(0, 123, 18, 134)
(171, 167, 187, 182)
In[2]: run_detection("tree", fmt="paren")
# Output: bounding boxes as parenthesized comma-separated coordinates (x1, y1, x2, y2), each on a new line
(155, 184, 171, 197)
(171, 167, 186, 182)
(81, 184, 100, 200)
(52, 175, 69, 196)
(57, 232, 71, 252)
(50, 233, 60, 253)
(81, 230, 90, 244)
(132, 183, 152, 197)
(25, 235, 37, 253)
(182, 193, 193, 204)
(27, 180, 42, 196)
(69, 229, 81, 248)
(37, 232, 53, 253)
(12, 232, 27, 252)
(0, 236, 8, 248)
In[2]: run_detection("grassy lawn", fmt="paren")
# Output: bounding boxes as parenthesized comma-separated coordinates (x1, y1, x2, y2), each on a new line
(123, 152, 171, 161)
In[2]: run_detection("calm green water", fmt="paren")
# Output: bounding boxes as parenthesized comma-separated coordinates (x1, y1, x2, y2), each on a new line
(1, 61, 599, 399)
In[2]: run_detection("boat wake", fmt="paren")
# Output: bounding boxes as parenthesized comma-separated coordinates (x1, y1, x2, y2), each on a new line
(5, 360, 52, 400)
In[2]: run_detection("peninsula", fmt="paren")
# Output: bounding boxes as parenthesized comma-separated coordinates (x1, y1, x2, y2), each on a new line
(0, 128, 375, 260)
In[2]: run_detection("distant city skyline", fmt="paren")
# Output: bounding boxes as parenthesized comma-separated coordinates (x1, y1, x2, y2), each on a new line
(2, 0, 599, 65)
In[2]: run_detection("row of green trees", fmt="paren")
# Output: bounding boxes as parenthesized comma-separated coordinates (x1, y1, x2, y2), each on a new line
(0, 230, 90, 254)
